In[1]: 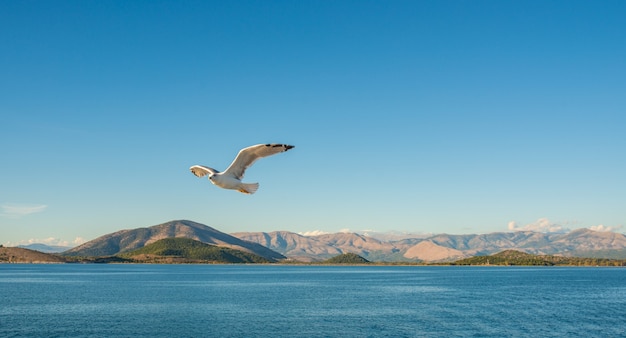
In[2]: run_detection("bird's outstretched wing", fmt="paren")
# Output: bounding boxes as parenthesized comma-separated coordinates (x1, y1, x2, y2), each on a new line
(190, 165, 219, 178)
(223, 144, 294, 179)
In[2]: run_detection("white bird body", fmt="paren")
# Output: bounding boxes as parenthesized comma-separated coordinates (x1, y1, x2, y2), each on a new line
(190, 143, 294, 194)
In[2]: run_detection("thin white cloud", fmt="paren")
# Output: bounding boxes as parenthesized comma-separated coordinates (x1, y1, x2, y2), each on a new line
(299, 230, 330, 236)
(1, 203, 48, 218)
(72, 237, 87, 245)
(508, 218, 569, 233)
(588, 224, 622, 233)
(8, 236, 86, 247)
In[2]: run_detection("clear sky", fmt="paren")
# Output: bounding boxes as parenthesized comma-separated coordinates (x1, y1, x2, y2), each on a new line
(2, 0, 625, 247)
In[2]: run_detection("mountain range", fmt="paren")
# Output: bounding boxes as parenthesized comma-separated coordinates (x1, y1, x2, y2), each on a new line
(233, 228, 626, 262)
(52, 220, 626, 262)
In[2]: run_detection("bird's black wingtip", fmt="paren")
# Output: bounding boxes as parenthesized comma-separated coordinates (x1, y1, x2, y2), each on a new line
(266, 143, 295, 151)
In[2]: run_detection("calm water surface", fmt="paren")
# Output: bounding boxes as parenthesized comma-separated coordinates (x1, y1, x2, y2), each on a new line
(1, 264, 624, 337)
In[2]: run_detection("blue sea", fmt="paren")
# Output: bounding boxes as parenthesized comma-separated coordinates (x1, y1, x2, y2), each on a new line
(1, 265, 625, 337)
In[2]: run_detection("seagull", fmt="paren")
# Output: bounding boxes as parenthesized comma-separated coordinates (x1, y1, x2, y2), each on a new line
(190, 143, 294, 194)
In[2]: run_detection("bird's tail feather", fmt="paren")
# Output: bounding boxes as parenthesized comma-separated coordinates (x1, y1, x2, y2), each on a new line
(239, 183, 259, 194)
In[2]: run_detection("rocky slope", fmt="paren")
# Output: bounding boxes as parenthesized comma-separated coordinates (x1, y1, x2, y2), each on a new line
(232, 231, 398, 262)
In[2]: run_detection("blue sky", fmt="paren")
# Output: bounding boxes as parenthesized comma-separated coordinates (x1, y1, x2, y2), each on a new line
(2, 0, 625, 247)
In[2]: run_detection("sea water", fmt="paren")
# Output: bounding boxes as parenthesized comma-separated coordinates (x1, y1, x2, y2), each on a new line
(1, 264, 624, 337)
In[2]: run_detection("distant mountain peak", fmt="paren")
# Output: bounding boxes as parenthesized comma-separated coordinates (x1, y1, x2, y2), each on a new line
(18, 243, 72, 253)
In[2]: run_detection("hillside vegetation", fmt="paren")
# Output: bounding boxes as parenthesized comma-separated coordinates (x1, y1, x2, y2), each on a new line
(452, 250, 626, 266)
(120, 238, 272, 263)
(323, 253, 370, 264)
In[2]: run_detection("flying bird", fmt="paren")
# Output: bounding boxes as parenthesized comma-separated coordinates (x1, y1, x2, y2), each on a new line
(190, 143, 294, 194)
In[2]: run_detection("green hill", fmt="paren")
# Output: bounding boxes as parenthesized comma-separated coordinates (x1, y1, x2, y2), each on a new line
(63, 220, 285, 261)
(323, 253, 370, 264)
(120, 238, 272, 263)
(452, 250, 626, 266)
